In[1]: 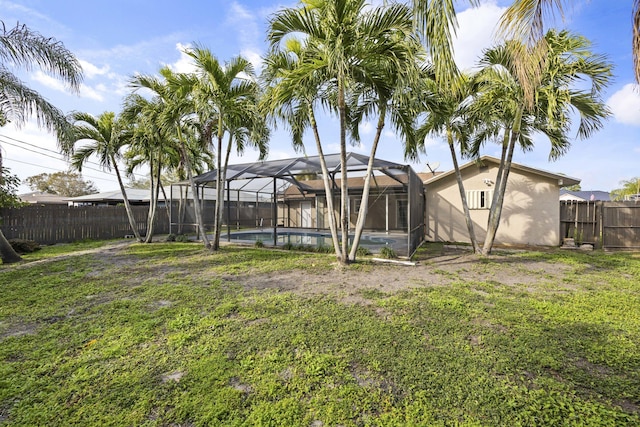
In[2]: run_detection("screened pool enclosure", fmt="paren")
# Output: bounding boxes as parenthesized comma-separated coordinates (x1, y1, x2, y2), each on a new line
(169, 152, 425, 256)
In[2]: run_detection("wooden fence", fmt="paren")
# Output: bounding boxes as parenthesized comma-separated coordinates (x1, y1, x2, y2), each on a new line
(0, 204, 170, 245)
(560, 201, 640, 250)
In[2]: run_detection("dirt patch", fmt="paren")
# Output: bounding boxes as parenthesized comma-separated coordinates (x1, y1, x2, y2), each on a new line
(223, 252, 573, 302)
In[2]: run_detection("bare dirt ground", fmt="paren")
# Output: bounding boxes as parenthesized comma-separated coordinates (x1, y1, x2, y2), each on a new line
(15, 241, 573, 303)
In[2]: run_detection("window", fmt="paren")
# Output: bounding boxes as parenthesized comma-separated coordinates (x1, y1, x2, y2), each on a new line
(353, 198, 362, 213)
(466, 190, 493, 209)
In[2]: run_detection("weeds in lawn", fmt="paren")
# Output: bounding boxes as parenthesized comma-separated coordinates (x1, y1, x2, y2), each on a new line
(0, 241, 638, 425)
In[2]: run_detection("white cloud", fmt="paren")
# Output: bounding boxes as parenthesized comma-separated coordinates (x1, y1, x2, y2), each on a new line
(32, 71, 67, 92)
(607, 84, 640, 126)
(167, 43, 197, 74)
(241, 49, 264, 71)
(226, 2, 264, 71)
(359, 121, 374, 136)
(453, 1, 506, 71)
(78, 60, 110, 79)
(80, 84, 104, 102)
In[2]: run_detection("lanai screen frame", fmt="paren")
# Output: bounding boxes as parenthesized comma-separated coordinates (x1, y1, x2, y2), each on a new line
(187, 152, 424, 256)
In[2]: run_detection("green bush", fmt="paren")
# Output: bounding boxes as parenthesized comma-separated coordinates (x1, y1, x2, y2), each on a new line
(175, 234, 190, 243)
(9, 239, 41, 254)
(379, 246, 396, 259)
(356, 246, 371, 257)
(165, 234, 176, 242)
(254, 239, 264, 248)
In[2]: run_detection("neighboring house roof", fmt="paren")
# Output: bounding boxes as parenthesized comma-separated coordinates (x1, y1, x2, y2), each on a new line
(19, 191, 68, 205)
(65, 189, 165, 204)
(560, 190, 611, 201)
(423, 156, 581, 187)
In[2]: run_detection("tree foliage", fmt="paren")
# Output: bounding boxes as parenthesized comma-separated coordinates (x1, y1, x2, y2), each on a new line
(0, 168, 24, 209)
(25, 171, 98, 197)
(611, 177, 640, 201)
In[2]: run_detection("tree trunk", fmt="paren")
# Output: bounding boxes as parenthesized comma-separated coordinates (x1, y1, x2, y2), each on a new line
(144, 153, 161, 243)
(447, 129, 480, 254)
(349, 109, 385, 261)
(111, 155, 142, 242)
(482, 107, 522, 255)
(338, 76, 349, 264)
(0, 150, 22, 263)
(0, 228, 21, 264)
(211, 127, 224, 251)
(213, 133, 234, 250)
(183, 148, 210, 247)
(308, 104, 341, 258)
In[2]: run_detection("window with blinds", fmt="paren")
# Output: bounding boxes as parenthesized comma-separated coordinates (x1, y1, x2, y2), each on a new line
(466, 189, 493, 209)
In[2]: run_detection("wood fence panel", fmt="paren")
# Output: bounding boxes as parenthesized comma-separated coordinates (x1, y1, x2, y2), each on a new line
(560, 201, 640, 250)
(0, 205, 169, 244)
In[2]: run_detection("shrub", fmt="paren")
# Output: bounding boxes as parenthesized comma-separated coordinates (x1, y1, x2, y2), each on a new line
(379, 246, 396, 259)
(166, 234, 176, 242)
(9, 239, 41, 254)
(282, 242, 295, 250)
(175, 234, 189, 243)
(254, 239, 264, 248)
(356, 246, 371, 257)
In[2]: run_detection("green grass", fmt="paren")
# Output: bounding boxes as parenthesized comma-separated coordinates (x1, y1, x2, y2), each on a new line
(1, 242, 639, 425)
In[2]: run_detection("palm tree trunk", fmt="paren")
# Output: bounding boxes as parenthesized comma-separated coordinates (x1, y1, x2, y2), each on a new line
(0, 151, 22, 263)
(482, 108, 522, 255)
(0, 229, 22, 264)
(338, 75, 349, 264)
(308, 104, 341, 258)
(349, 109, 385, 261)
(447, 129, 480, 254)
(184, 149, 210, 247)
(159, 182, 171, 223)
(214, 133, 234, 250)
(211, 130, 224, 251)
(111, 155, 142, 242)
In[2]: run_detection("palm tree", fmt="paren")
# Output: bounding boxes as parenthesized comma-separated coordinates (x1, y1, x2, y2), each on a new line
(473, 30, 612, 255)
(262, 40, 344, 257)
(122, 91, 174, 243)
(68, 111, 142, 241)
(415, 71, 482, 253)
(185, 47, 266, 251)
(0, 21, 82, 264)
(268, 0, 423, 264)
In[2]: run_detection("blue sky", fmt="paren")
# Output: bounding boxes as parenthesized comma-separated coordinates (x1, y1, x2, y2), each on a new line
(2, 0, 639, 194)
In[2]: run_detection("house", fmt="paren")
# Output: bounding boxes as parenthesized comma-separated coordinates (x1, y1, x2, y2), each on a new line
(65, 189, 168, 206)
(424, 156, 580, 247)
(559, 189, 611, 202)
(19, 191, 68, 205)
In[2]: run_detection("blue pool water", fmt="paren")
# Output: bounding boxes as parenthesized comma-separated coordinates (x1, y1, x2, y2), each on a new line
(226, 229, 398, 250)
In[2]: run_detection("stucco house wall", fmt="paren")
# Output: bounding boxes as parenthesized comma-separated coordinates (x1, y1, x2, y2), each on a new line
(425, 157, 579, 247)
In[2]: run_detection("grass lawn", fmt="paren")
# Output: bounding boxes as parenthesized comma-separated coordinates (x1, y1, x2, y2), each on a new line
(1, 241, 639, 426)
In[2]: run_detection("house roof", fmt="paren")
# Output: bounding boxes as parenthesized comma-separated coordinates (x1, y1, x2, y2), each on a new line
(65, 189, 163, 203)
(423, 156, 581, 187)
(19, 191, 69, 205)
(560, 190, 611, 201)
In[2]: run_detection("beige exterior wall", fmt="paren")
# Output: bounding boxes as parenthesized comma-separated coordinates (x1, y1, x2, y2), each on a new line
(426, 164, 562, 246)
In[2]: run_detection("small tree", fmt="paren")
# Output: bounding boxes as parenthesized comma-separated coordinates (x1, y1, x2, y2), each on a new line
(25, 171, 98, 197)
(611, 177, 640, 201)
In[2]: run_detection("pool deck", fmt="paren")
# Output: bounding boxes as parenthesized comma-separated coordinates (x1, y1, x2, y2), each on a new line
(221, 227, 410, 255)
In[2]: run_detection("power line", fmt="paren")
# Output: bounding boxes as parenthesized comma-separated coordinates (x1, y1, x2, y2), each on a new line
(4, 157, 119, 184)
(0, 133, 106, 169)
(0, 135, 144, 180)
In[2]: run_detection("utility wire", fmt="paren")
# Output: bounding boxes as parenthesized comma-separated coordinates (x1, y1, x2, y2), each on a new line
(4, 157, 120, 184)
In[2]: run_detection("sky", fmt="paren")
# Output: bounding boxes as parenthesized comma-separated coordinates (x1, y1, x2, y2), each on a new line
(1, 0, 639, 194)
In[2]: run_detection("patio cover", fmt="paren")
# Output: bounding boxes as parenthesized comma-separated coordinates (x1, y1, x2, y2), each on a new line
(192, 152, 411, 193)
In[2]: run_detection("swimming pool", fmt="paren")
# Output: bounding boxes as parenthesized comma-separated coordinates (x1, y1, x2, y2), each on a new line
(225, 229, 401, 252)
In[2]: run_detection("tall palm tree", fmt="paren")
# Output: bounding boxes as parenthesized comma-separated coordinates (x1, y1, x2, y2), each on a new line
(473, 30, 612, 255)
(185, 47, 266, 250)
(262, 40, 343, 257)
(0, 21, 82, 264)
(122, 92, 174, 243)
(68, 111, 142, 241)
(415, 71, 482, 253)
(268, 0, 423, 264)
